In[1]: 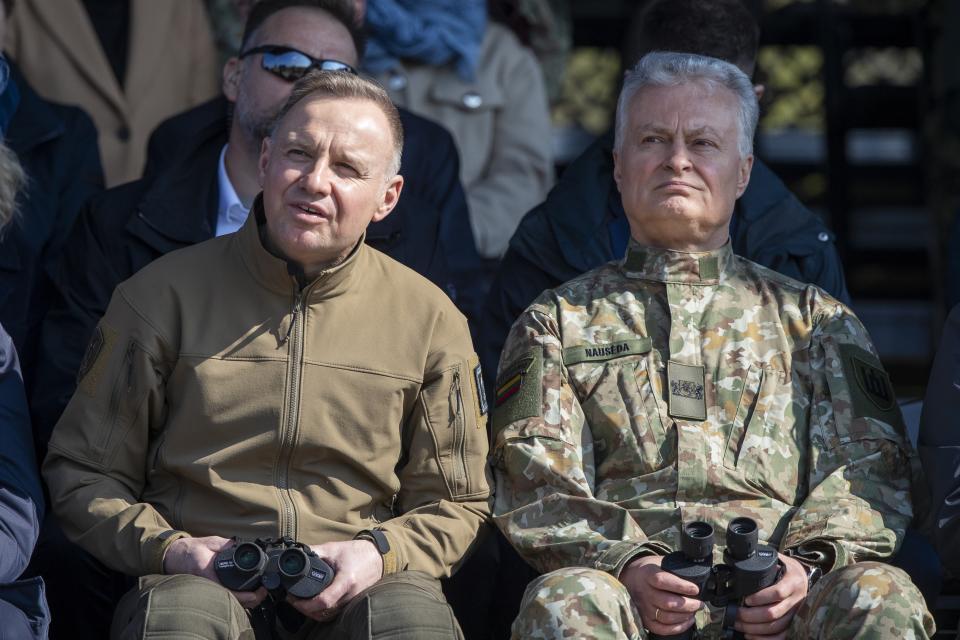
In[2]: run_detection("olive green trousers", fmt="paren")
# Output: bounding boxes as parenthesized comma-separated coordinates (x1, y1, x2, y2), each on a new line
(110, 571, 464, 640)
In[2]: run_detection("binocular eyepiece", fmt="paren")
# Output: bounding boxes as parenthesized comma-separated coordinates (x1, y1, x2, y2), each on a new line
(649, 517, 783, 640)
(215, 536, 335, 599)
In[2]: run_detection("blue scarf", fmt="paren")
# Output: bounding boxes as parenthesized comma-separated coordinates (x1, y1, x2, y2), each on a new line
(364, 0, 486, 81)
(0, 57, 19, 139)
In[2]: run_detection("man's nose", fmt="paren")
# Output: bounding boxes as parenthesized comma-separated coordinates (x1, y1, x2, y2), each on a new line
(300, 159, 333, 194)
(662, 140, 692, 173)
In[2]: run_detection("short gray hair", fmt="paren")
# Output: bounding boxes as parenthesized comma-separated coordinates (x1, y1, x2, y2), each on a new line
(614, 52, 759, 158)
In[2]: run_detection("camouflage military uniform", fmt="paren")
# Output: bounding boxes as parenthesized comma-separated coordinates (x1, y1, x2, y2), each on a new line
(491, 240, 934, 639)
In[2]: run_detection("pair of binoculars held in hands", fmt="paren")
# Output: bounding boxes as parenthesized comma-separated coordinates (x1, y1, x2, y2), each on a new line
(214, 536, 335, 599)
(649, 517, 784, 640)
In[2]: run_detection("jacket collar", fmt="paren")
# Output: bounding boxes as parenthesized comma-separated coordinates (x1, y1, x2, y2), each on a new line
(125, 100, 229, 252)
(237, 194, 363, 300)
(620, 239, 733, 285)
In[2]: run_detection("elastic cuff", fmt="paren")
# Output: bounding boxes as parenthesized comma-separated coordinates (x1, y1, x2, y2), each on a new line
(151, 530, 191, 575)
(595, 540, 671, 578)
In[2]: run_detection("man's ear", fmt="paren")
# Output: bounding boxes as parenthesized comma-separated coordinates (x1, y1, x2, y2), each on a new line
(223, 57, 242, 103)
(753, 84, 766, 102)
(736, 153, 754, 199)
(612, 149, 624, 193)
(372, 174, 404, 222)
(258, 137, 272, 187)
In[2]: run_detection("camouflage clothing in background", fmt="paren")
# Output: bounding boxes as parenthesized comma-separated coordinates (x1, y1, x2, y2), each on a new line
(512, 562, 932, 639)
(491, 240, 932, 638)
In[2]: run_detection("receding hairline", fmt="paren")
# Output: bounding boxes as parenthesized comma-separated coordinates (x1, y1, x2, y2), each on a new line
(245, 6, 359, 64)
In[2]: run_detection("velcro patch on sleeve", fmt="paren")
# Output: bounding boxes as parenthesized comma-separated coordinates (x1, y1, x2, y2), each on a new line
(838, 343, 900, 422)
(77, 324, 118, 396)
(492, 349, 543, 432)
(562, 337, 652, 366)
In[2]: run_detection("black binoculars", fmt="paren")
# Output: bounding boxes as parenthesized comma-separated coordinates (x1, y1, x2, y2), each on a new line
(214, 536, 335, 599)
(649, 517, 784, 640)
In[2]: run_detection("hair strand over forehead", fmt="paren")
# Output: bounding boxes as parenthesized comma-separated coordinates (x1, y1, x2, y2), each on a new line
(615, 52, 759, 159)
(269, 70, 404, 176)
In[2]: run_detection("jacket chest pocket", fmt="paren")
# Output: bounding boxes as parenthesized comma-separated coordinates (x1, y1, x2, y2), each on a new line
(567, 349, 672, 477)
(722, 364, 803, 503)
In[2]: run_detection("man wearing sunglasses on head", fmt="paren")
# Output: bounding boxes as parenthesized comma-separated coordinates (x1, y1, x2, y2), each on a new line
(27, 1, 484, 638)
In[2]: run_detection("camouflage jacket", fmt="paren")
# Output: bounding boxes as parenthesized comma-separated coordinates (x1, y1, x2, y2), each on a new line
(491, 240, 918, 577)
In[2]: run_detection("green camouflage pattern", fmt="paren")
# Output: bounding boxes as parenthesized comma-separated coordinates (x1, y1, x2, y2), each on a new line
(491, 239, 925, 583)
(514, 562, 932, 639)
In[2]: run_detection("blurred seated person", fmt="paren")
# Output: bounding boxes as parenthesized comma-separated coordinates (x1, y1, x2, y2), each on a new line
(919, 304, 960, 575)
(479, 0, 850, 399)
(0, 0, 104, 394)
(0, 138, 48, 640)
(6, 0, 219, 185)
(364, 0, 554, 267)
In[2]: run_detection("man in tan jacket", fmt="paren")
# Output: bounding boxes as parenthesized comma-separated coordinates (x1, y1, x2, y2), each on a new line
(43, 70, 489, 639)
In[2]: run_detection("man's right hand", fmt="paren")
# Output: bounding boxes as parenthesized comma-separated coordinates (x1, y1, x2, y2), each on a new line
(162, 536, 268, 609)
(619, 555, 702, 637)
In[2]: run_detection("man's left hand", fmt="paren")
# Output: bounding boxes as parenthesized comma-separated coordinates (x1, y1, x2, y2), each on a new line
(734, 553, 809, 640)
(288, 539, 384, 622)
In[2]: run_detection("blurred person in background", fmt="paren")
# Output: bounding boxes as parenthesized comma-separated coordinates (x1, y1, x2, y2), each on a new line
(6, 0, 220, 186)
(0, 0, 103, 411)
(0, 136, 49, 640)
(363, 0, 554, 282)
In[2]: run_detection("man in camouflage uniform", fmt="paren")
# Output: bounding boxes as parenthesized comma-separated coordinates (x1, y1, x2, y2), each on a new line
(491, 51, 934, 639)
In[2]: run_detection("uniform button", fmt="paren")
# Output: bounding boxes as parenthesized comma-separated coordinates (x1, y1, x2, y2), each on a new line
(116, 125, 130, 141)
(817, 232, 830, 242)
(462, 92, 483, 109)
(387, 71, 407, 91)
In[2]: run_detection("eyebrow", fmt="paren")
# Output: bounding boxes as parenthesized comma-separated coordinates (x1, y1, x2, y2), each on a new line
(634, 123, 724, 139)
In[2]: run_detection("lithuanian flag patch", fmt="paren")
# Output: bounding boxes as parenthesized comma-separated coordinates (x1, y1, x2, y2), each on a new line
(495, 371, 524, 407)
(491, 349, 544, 432)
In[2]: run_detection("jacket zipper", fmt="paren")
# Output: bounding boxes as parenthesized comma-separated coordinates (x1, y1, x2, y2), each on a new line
(451, 369, 468, 494)
(278, 289, 306, 539)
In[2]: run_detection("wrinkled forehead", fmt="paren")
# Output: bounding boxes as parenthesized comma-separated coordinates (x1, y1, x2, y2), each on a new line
(628, 80, 741, 130)
(274, 96, 392, 158)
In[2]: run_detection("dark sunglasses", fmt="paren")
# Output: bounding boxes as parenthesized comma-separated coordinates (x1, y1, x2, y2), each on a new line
(239, 45, 357, 82)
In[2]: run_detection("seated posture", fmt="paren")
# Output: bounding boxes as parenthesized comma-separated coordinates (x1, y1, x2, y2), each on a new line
(43, 71, 489, 639)
(492, 52, 933, 639)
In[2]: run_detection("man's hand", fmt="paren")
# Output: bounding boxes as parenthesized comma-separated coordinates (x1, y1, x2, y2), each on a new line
(734, 553, 808, 640)
(619, 555, 702, 637)
(288, 539, 384, 622)
(162, 536, 268, 609)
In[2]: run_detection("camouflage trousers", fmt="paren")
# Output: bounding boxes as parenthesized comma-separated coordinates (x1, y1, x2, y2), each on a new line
(512, 562, 935, 639)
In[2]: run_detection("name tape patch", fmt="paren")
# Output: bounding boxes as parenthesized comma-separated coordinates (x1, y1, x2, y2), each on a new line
(562, 337, 652, 366)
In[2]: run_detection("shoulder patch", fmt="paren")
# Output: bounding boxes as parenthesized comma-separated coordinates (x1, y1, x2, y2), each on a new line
(77, 325, 117, 396)
(838, 343, 899, 420)
(473, 363, 488, 417)
(562, 338, 652, 366)
(492, 349, 543, 432)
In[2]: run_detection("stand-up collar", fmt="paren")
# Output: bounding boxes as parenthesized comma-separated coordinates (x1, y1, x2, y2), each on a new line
(236, 194, 363, 300)
(620, 238, 733, 285)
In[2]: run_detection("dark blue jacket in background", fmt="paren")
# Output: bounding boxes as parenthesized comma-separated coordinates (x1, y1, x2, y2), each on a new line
(480, 132, 850, 397)
(0, 65, 104, 386)
(0, 323, 49, 639)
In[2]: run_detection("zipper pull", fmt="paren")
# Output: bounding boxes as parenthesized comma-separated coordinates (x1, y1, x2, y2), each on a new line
(453, 371, 463, 420)
(281, 292, 302, 345)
